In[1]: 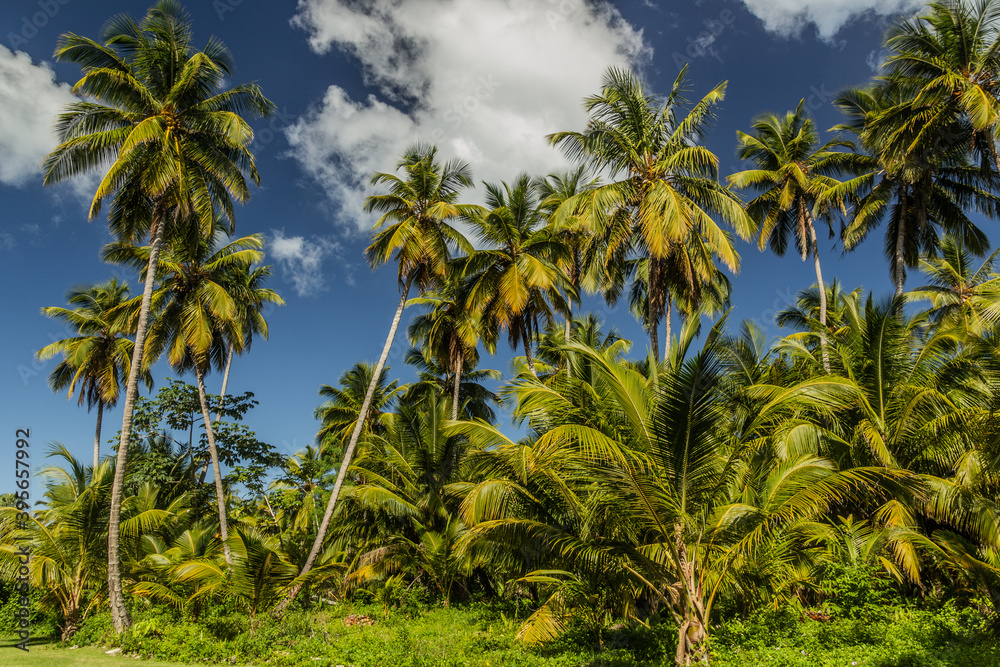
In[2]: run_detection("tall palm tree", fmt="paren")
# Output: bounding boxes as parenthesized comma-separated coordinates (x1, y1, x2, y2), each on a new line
(537, 166, 603, 351)
(464, 175, 572, 376)
(407, 272, 482, 420)
(880, 0, 1000, 172)
(729, 101, 855, 370)
(41, 1, 273, 631)
(105, 230, 270, 566)
(549, 66, 752, 362)
(37, 279, 152, 468)
(832, 83, 1000, 298)
(281, 144, 474, 609)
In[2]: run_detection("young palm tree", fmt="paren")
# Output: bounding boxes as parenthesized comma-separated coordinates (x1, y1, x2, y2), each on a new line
(464, 175, 572, 375)
(104, 230, 270, 566)
(281, 144, 474, 609)
(41, 1, 273, 631)
(549, 66, 752, 362)
(37, 279, 152, 468)
(729, 101, 855, 370)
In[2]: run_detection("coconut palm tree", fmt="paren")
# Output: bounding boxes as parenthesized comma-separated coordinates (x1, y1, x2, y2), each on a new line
(314, 363, 401, 457)
(549, 66, 752, 362)
(37, 279, 152, 468)
(407, 271, 482, 420)
(281, 144, 474, 610)
(832, 82, 1000, 298)
(729, 101, 856, 370)
(104, 230, 270, 566)
(909, 234, 1000, 338)
(464, 175, 572, 376)
(41, 1, 273, 631)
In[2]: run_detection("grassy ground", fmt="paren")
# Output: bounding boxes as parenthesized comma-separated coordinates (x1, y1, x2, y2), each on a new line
(0, 638, 197, 667)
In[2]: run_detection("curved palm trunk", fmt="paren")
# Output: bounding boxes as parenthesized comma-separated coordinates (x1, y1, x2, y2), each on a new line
(451, 350, 463, 422)
(108, 212, 166, 634)
(808, 222, 831, 373)
(278, 275, 413, 612)
(93, 401, 104, 470)
(196, 365, 233, 566)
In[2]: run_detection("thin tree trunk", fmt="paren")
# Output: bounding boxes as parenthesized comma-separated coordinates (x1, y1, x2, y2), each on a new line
(277, 275, 413, 613)
(451, 350, 463, 422)
(93, 401, 104, 470)
(649, 256, 661, 364)
(523, 323, 536, 376)
(564, 303, 572, 380)
(195, 365, 233, 565)
(197, 343, 235, 485)
(649, 316, 660, 365)
(664, 294, 672, 363)
(894, 188, 908, 302)
(108, 211, 166, 634)
(808, 222, 831, 373)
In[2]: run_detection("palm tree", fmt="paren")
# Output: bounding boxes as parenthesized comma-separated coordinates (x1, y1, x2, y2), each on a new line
(105, 230, 270, 566)
(41, 1, 273, 631)
(832, 83, 1000, 299)
(549, 66, 752, 362)
(407, 271, 482, 420)
(281, 144, 474, 609)
(315, 363, 401, 457)
(401, 350, 502, 423)
(464, 175, 572, 376)
(909, 234, 1000, 337)
(729, 101, 855, 370)
(37, 279, 152, 468)
(880, 0, 1000, 172)
(537, 166, 603, 352)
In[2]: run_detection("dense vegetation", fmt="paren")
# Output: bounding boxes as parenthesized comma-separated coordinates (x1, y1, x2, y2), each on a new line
(5, 1, 1000, 665)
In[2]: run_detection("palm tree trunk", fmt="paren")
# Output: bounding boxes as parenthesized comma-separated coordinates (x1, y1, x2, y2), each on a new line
(894, 189, 908, 302)
(522, 322, 537, 375)
(196, 365, 233, 566)
(664, 294, 672, 363)
(277, 275, 414, 613)
(451, 350, 463, 421)
(808, 223, 831, 373)
(108, 210, 167, 634)
(197, 342, 235, 485)
(564, 301, 573, 380)
(93, 401, 104, 470)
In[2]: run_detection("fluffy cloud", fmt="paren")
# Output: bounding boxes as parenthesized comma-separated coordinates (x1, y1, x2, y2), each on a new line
(0, 46, 75, 187)
(737, 0, 923, 41)
(286, 0, 648, 231)
(268, 230, 342, 297)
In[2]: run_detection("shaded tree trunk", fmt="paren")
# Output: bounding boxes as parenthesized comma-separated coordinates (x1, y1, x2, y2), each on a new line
(108, 210, 167, 634)
(564, 301, 573, 380)
(808, 221, 831, 373)
(451, 350, 463, 421)
(277, 275, 414, 613)
(93, 401, 104, 470)
(664, 294, 672, 363)
(196, 365, 233, 565)
(894, 188, 908, 302)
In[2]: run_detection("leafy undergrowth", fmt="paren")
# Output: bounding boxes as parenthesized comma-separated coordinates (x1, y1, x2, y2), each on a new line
(48, 598, 1000, 667)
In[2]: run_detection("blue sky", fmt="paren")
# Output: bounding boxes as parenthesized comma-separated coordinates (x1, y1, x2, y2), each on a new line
(0, 0, 951, 486)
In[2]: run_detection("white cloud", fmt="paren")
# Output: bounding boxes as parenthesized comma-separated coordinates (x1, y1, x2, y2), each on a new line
(0, 46, 75, 187)
(286, 0, 648, 231)
(268, 230, 342, 297)
(737, 0, 923, 41)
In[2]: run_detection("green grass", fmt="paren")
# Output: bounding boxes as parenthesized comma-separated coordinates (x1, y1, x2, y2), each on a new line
(0, 638, 198, 667)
